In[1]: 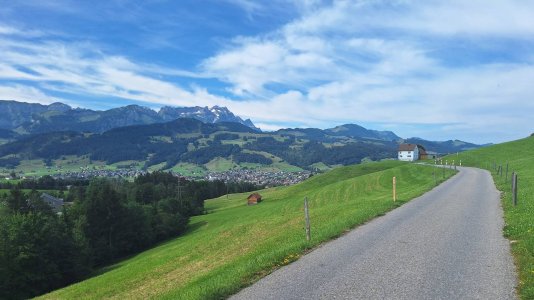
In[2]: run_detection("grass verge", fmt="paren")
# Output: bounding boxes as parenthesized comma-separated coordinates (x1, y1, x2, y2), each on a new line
(39, 160, 456, 299)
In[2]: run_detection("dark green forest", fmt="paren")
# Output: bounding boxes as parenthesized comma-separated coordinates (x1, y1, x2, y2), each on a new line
(0, 172, 261, 299)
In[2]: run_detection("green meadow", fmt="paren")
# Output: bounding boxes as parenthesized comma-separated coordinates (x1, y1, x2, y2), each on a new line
(444, 136, 534, 299)
(40, 160, 455, 299)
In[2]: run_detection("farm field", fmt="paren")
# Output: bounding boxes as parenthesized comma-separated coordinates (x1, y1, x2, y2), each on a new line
(444, 136, 534, 299)
(1, 154, 307, 180)
(40, 160, 455, 299)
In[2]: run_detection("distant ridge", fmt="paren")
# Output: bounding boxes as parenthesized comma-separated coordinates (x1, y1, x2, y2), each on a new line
(0, 100, 259, 134)
(403, 137, 488, 153)
(325, 124, 400, 141)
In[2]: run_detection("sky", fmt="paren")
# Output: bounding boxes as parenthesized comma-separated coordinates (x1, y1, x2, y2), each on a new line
(1, 0, 534, 144)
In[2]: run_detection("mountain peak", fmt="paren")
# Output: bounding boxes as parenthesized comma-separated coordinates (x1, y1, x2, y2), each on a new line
(158, 105, 258, 130)
(48, 102, 71, 112)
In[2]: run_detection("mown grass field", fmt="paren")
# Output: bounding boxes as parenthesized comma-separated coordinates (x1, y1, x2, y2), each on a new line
(39, 160, 456, 299)
(443, 136, 534, 299)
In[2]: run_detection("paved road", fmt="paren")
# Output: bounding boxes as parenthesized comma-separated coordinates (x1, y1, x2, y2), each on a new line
(231, 167, 517, 300)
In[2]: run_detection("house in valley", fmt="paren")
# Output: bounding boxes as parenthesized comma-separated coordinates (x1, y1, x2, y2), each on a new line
(40, 193, 64, 213)
(398, 144, 427, 161)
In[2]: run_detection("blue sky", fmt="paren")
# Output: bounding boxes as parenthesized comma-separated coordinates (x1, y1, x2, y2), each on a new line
(1, 0, 534, 143)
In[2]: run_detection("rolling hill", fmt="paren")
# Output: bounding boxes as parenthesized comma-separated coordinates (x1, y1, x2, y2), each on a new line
(38, 160, 456, 299)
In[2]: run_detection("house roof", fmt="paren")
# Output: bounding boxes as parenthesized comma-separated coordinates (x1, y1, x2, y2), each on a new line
(41, 193, 64, 208)
(398, 144, 427, 152)
(398, 144, 417, 151)
(247, 192, 262, 200)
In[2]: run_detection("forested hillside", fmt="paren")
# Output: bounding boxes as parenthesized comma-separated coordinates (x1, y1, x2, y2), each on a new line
(0, 117, 484, 175)
(0, 118, 397, 171)
(0, 172, 262, 299)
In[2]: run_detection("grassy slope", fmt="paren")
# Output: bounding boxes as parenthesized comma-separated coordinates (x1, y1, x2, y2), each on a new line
(443, 136, 534, 299)
(40, 161, 456, 299)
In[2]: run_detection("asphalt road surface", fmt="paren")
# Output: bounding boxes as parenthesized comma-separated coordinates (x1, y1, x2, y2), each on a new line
(230, 167, 517, 300)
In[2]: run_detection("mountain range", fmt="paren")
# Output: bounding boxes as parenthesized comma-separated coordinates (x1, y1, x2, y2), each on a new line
(0, 100, 486, 174)
(0, 100, 259, 135)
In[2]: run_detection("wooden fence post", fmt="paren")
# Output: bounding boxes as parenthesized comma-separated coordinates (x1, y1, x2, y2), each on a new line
(505, 163, 509, 183)
(304, 197, 311, 241)
(512, 173, 518, 206)
(393, 176, 397, 202)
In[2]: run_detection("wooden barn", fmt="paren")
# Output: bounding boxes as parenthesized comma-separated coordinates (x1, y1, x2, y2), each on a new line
(247, 192, 262, 205)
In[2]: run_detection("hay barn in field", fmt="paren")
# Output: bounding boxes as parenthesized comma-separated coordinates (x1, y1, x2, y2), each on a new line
(247, 192, 262, 205)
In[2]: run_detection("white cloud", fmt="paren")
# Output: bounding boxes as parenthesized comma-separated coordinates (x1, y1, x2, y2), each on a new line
(197, 1, 534, 143)
(396, 0, 534, 37)
(0, 34, 234, 109)
(0, 25, 19, 35)
(0, 84, 58, 104)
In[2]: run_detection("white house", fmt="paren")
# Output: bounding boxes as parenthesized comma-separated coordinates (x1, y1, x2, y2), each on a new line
(398, 144, 424, 161)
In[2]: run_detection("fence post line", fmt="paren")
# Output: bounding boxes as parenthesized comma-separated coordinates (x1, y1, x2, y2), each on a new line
(304, 197, 311, 241)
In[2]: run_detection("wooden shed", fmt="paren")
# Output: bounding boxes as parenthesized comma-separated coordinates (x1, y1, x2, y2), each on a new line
(247, 192, 262, 205)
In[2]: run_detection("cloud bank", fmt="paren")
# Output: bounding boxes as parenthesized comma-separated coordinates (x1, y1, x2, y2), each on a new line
(1, 1, 534, 143)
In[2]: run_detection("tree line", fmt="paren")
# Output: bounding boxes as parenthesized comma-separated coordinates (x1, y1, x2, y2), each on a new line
(0, 172, 262, 299)
(0, 175, 88, 191)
